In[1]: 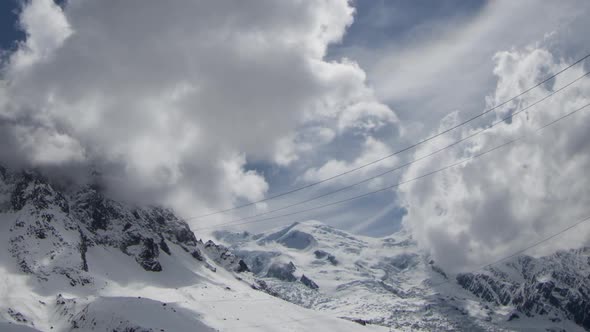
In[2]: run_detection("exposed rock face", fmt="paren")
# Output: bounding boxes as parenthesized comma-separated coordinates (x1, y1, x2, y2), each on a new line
(300, 274, 319, 290)
(457, 249, 590, 330)
(233, 250, 281, 275)
(7, 171, 91, 286)
(0, 167, 229, 285)
(313, 250, 338, 265)
(4, 165, 590, 331)
(386, 253, 420, 270)
(7, 308, 33, 325)
(215, 220, 590, 331)
(70, 186, 205, 272)
(202, 240, 249, 273)
(275, 230, 317, 249)
(266, 262, 297, 282)
(135, 238, 163, 272)
(237, 260, 250, 273)
(259, 223, 317, 250)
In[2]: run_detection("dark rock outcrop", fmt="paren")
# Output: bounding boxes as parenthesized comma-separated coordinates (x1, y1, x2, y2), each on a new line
(300, 274, 319, 290)
(313, 250, 338, 265)
(237, 259, 250, 273)
(0, 167, 227, 281)
(266, 262, 297, 282)
(457, 249, 590, 330)
(259, 223, 317, 250)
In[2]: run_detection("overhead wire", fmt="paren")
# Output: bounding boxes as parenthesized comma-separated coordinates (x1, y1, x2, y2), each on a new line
(183, 51, 590, 331)
(186, 52, 590, 221)
(193, 101, 590, 231)
(182, 51, 590, 326)
(191, 71, 590, 228)
(430, 214, 590, 287)
(194, 96, 590, 330)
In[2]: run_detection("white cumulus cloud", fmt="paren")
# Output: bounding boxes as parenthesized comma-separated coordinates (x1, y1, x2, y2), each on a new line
(0, 0, 399, 228)
(400, 48, 590, 272)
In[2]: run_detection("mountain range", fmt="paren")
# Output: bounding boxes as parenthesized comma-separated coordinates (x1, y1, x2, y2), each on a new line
(0, 166, 588, 331)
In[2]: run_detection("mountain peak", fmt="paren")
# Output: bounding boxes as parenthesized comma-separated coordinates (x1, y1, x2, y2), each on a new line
(3, 167, 590, 331)
(259, 221, 319, 250)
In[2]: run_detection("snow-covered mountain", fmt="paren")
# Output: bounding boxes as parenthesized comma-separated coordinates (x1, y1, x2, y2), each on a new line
(0, 167, 387, 332)
(1, 165, 589, 331)
(214, 220, 590, 331)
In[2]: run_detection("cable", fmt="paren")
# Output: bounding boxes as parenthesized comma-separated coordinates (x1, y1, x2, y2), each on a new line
(430, 214, 590, 287)
(193, 101, 590, 231)
(192, 71, 590, 227)
(195, 102, 590, 230)
(187, 52, 590, 220)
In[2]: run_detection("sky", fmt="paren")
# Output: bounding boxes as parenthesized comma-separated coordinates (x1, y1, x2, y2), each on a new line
(1, 0, 589, 272)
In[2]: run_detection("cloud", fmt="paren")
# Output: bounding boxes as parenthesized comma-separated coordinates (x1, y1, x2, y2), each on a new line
(220, 153, 269, 203)
(9, 0, 72, 70)
(0, 0, 399, 228)
(399, 47, 590, 272)
(301, 136, 397, 186)
(338, 0, 590, 143)
(274, 126, 336, 167)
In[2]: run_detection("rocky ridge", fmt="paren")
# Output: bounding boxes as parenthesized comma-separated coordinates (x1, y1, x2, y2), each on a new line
(1, 167, 248, 286)
(215, 221, 590, 331)
(1, 166, 589, 331)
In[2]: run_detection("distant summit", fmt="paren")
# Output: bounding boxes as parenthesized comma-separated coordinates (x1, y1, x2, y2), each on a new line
(215, 219, 590, 331)
(1, 166, 589, 331)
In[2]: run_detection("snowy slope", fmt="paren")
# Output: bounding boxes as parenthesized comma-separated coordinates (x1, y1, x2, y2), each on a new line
(214, 220, 590, 331)
(1, 165, 588, 331)
(0, 167, 387, 332)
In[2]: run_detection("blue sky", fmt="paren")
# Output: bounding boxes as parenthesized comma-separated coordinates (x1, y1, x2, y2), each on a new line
(337, 0, 485, 49)
(1, 0, 589, 266)
(237, 0, 490, 236)
(0, 0, 24, 56)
